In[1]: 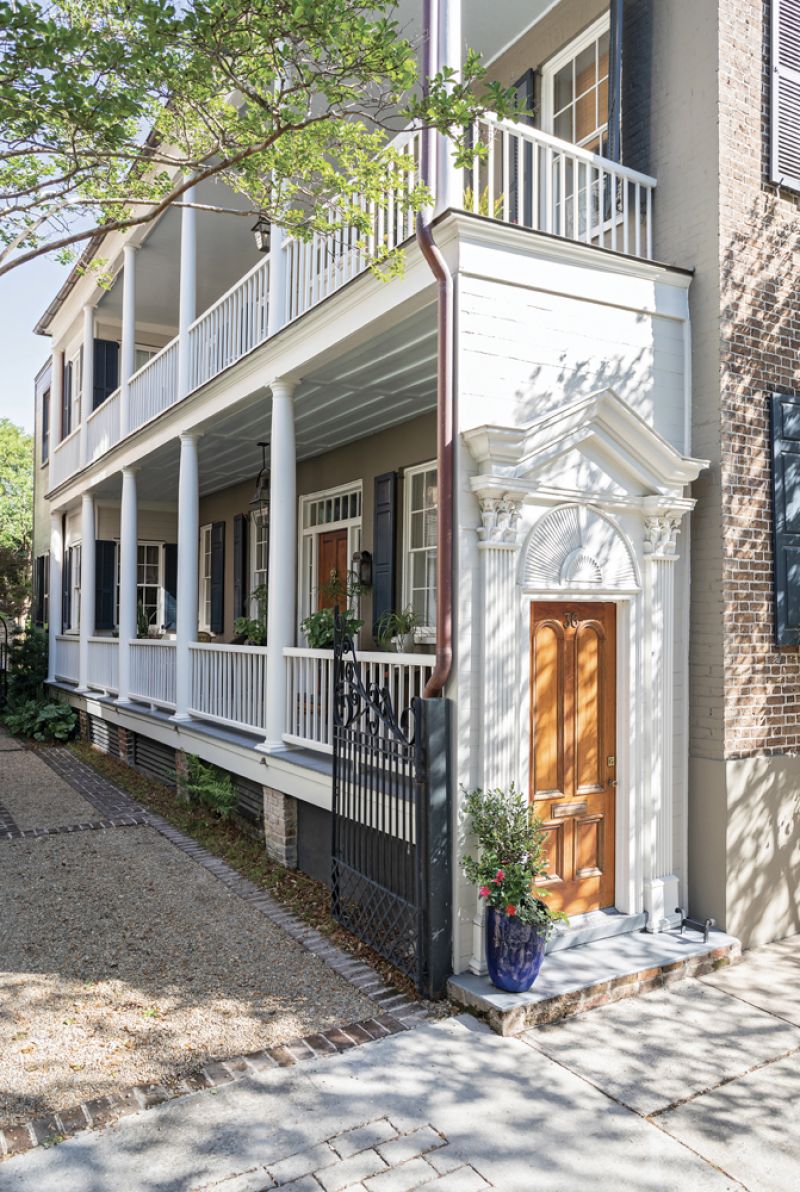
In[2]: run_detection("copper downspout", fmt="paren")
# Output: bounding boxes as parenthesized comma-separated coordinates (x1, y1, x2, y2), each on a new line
(418, 0, 453, 699)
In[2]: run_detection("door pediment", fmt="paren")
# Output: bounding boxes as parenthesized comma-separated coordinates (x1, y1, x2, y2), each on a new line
(464, 388, 708, 507)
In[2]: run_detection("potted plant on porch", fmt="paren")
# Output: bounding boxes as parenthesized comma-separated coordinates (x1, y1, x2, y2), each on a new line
(375, 606, 419, 653)
(462, 786, 566, 993)
(300, 569, 363, 648)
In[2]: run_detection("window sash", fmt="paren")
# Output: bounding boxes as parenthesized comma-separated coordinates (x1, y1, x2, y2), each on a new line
(403, 461, 438, 634)
(199, 525, 212, 631)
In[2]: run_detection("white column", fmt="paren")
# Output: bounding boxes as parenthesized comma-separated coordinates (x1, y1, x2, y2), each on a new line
(261, 379, 297, 751)
(76, 493, 96, 693)
(436, 0, 462, 214)
(173, 433, 201, 720)
(116, 467, 138, 704)
(80, 305, 94, 466)
(120, 244, 137, 435)
(267, 222, 287, 336)
(51, 348, 64, 444)
(642, 511, 683, 932)
(470, 491, 522, 975)
(46, 512, 63, 685)
(177, 182, 197, 399)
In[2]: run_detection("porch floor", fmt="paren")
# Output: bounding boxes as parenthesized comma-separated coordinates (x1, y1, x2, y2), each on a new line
(448, 927, 741, 1036)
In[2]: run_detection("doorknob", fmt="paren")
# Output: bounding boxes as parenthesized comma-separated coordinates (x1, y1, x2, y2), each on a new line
(609, 778, 618, 786)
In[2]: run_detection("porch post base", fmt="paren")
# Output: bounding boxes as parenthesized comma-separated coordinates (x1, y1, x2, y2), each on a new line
(643, 875, 681, 933)
(169, 712, 193, 724)
(469, 902, 488, 975)
(255, 739, 286, 755)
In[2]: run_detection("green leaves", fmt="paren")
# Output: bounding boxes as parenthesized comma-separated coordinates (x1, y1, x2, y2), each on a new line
(0, 0, 514, 277)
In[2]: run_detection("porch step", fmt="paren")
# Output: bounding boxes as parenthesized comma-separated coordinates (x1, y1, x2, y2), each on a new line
(447, 927, 741, 1036)
(545, 908, 647, 954)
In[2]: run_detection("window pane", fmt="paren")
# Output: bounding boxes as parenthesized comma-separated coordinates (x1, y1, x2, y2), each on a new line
(411, 471, 424, 512)
(554, 62, 573, 111)
(574, 44, 596, 97)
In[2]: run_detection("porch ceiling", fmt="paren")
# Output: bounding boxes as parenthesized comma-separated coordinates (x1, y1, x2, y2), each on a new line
(89, 303, 438, 505)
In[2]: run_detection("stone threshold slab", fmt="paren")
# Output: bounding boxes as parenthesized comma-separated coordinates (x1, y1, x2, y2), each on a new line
(448, 928, 741, 1036)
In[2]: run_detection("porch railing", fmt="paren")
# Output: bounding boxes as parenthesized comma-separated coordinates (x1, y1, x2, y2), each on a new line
(129, 639, 176, 710)
(50, 426, 82, 488)
(128, 337, 179, 433)
(188, 642, 269, 734)
(85, 390, 120, 464)
(188, 256, 270, 391)
(87, 637, 118, 694)
(283, 646, 434, 754)
(54, 634, 79, 684)
(468, 114, 656, 259)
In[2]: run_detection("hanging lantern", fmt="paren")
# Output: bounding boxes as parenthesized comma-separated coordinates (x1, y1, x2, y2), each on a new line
(251, 214, 271, 253)
(250, 440, 270, 516)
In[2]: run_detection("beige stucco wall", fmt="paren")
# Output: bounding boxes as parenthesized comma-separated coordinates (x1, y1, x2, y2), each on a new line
(198, 411, 436, 641)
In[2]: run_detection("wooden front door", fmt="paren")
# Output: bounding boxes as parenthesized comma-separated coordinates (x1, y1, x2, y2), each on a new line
(530, 601, 616, 915)
(317, 529, 349, 608)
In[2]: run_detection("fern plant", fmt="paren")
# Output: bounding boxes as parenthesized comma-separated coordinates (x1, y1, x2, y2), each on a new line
(185, 754, 238, 819)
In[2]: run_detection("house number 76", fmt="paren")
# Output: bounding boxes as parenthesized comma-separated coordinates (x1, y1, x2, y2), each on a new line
(563, 611, 579, 628)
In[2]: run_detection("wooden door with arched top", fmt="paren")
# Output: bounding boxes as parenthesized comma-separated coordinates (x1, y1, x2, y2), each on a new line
(530, 602, 616, 914)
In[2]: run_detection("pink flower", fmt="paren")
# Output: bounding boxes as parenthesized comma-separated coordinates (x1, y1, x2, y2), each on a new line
(506, 904, 517, 917)
(479, 886, 490, 899)
(495, 869, 505, 882)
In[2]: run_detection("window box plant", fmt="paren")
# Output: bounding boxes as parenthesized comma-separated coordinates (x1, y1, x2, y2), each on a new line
(462, 786, 566, 992)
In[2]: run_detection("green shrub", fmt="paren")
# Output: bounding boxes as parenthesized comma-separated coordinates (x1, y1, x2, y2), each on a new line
(5, 699, 77, 742)
(185, 754, 238, 819)
(6, 624, 48, 706)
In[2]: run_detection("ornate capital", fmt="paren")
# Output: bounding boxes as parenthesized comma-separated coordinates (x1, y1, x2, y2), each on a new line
(643, 513, 682, 558)
(476, 495, 523, 545)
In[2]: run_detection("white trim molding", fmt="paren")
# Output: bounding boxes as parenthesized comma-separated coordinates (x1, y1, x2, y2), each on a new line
(464, 387, 708, 965)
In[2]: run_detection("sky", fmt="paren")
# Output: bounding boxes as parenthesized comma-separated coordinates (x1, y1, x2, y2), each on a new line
(0, 254, 71, 433)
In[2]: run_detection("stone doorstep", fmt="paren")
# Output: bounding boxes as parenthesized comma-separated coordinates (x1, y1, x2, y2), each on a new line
(0, 1015, 409, 1163)
(447, 928, 742, 1037)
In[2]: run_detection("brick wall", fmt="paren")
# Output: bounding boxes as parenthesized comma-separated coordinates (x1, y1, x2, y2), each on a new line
(719, 0, 800, 758)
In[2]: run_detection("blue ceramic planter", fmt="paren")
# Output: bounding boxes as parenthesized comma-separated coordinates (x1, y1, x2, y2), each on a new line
(486, 907, 547, 993)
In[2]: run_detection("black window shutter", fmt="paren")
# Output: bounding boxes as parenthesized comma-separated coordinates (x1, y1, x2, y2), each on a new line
(771, 0, 800, 191)
(62, 360, 72, 438)
(509, 69, 535, 226)
(771, 392, 800, 644)
(233, 513, 248, 618)
(372, 471, 397, 634)
(163, 544, 178, 630)
(210, 521, 225, 634)
(62, 549, 71, 632)
(94, 541, 117, 632)
(607, 0, 623, 162)
(34, 556, 45, 626)
(92, 339, 120, 411)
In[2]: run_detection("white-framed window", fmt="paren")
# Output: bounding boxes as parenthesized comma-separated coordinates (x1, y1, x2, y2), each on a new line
(134, 346, 156, 374)
(298, 482, 362, 626)
(69, 347, 83, 433)
(250, 508, 269, 616)
(113, 541, 166, 631)
(68, 543, 81, 632)
(402, 461, 438, 638)
(199, 524, 212, 631)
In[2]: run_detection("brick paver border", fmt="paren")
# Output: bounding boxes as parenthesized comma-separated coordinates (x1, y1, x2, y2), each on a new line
(0, 746, 433, 1161)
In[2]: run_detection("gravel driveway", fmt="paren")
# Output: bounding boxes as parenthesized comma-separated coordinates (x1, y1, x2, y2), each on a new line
(0, 741, 378, 1129)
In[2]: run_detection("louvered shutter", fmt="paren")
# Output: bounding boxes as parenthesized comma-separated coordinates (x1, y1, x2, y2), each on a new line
(771, 0, 800, 190)
(372, 471, 397, 634)
(92, 339, 120, 410)
(770, 392, 800, 644)
(233, 513, 248, 618)
(33, 556, 46, 626)
(509, 69, 535, 226)
(210, 521, 225, 634)
(62, 549, 71, 632)
(163, 544, 178, 630)
(94, 541, 117, 631)
(62, 360, 72, 438)
(607, 0, 623, 163)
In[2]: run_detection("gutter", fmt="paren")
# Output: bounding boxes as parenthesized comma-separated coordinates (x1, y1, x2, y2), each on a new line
(417, 0, 454, 699)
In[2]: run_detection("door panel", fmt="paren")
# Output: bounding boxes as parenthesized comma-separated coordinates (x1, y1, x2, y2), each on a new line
(530, 602, 616, 914)
(318, 529, 349, 609)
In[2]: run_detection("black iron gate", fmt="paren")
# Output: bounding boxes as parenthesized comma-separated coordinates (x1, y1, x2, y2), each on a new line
(331, 614, 451, 999)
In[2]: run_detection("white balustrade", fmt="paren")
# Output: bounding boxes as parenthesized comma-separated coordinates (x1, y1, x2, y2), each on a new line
(468, 115, 656, 260)
(284, 129, 422, 323)
(87, 637, 118, 694)
(188, 257, 270, 391)
(129, 640, 177, 709)
(85, 389, 120, 464)
(128, 337, 179, 432)
(283, 647, 434, 754)
(187, 643, 269, 733)
(49, 427, 82, 488)
(54, 635, 79, 683)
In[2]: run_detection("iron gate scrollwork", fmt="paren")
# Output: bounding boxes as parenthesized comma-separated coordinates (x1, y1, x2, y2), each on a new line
(331, 611, 451, 998)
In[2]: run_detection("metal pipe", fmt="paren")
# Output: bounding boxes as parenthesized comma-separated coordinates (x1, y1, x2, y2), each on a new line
(417, 0, 454, 699)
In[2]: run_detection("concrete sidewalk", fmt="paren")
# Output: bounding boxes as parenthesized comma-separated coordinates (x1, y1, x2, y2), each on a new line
(2, 935, 799, 1192)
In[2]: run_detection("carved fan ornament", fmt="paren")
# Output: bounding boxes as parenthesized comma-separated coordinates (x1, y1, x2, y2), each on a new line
(521, 504, 639, 592)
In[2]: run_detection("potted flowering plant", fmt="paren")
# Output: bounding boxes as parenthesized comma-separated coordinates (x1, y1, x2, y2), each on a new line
(462, 785, 566, 992)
